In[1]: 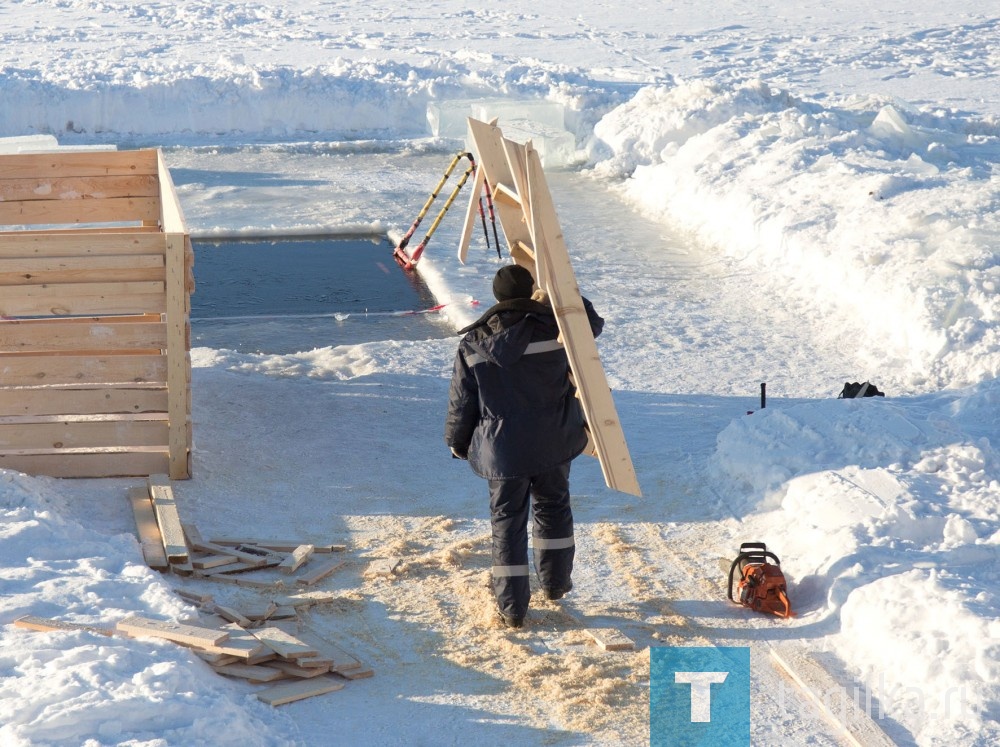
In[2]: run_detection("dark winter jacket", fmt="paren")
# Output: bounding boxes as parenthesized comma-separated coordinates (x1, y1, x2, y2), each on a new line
(444, 295, 604, 480)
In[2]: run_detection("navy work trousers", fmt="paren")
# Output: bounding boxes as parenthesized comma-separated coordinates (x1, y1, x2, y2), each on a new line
(488, 461, 575, 619)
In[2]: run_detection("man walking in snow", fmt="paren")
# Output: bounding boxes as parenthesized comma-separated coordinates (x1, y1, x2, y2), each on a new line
(445, 264, 604, 629)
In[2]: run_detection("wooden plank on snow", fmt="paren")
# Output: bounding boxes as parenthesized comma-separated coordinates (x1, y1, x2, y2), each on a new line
(255, 676, 345, 706)
(295, 557, 345, 586)
(148, 474, 189, 563)
(585, 628, 635, 652)
(116, 615, 228, 647)
(214, 663, 286, 682)
(127, 485, 169, 570)
(278, 544, 314, 575)
(770, 643, 897, 747)
(208, 537, 344, 553)
(13, 615, 113, 636)
(251, 626, 319, 660)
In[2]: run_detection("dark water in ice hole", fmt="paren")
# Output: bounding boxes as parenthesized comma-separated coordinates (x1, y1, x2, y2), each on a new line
(190, 236, 453, 354)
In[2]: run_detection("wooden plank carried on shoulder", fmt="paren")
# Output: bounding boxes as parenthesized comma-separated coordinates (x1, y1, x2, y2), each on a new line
(523, 144, 641, 497)
(14, 615, 113, 636)
(147, 474, 189, 563)
(127, 484, 169, 570)
(256, 676, 345, 706)
(769, 643, 897, 747)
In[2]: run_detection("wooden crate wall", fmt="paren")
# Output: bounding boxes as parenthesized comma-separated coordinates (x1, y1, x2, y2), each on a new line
(0, 149, 193, 478)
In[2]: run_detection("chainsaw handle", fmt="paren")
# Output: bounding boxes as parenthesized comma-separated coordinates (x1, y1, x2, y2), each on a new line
(727, 550, 782, 601)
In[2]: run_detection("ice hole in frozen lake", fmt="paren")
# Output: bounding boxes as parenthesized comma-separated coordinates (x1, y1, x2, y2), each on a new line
(190, 236, 452, 354)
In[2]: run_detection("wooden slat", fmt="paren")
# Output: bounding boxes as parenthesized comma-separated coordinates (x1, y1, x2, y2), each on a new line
(0, 175, 160, 203)
(0, 449, 169, 478)
(0, 320, 167, 354)
(14, 615, 114, 636)
(0, 353, 167, 386)
(208, 538, 342, 554)
(251, 627, 320, 659)
(295, 557, 345, 586)
(0, 150, 159, 179)
(457, 158, 487, 264)
(148, 474, 189, 563)
(214, 663, 287, 682)
(585, 628, 635, 652)
(0, 196, 161, 227)
(0, 418, 167, 450)
(0, 281, 165, 317)
(0, 387, 168, 417)
(770, 644, 897, 747)
(116, 615, 228, 647)
(279, 545, 314, 575)
(127, 485, 169, 570)
(256, 676, 344, 706)
(0, 232, 166, 257)
(0, 254, 165, 285)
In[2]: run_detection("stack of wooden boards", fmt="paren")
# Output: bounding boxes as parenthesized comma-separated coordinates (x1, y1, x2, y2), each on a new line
(15, 590, 372, 706)
(129, 474, 348, 589)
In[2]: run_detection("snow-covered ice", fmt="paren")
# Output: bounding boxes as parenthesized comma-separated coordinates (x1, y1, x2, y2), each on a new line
(0, 1, 998, 745)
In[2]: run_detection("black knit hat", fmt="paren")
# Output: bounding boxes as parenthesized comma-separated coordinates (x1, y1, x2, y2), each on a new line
(492, 264, 535, 301)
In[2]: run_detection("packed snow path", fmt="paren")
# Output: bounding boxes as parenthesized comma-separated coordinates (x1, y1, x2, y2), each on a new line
(161, 144, 862, 745)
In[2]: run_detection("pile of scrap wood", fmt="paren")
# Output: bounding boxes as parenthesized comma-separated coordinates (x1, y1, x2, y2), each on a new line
(130, 475, 347, 589)
(14, 592, 372, 706)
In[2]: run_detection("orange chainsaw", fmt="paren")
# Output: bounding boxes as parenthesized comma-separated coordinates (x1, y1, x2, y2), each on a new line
(726, 542, 794, 618)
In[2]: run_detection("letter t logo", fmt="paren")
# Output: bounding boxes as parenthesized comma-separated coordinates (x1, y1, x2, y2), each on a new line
(674, 671, 729, 722)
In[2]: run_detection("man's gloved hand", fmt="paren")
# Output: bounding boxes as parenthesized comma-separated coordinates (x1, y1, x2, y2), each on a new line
(450, 446, 468, 460)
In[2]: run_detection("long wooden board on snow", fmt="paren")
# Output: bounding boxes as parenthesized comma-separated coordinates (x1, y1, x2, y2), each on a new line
(769, 643, 897, 747)
(127, 485, 169, 569)
(147, 474, 189, 563)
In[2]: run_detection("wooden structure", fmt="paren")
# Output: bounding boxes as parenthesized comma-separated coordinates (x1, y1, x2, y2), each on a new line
(0, 149, 193, 478)
(459, 118, 641, 496)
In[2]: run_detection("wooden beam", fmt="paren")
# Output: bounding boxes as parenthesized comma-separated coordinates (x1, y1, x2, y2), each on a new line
(127, 485, 169, 570)
(0, 419, 168, 450)
(164, 231, 190, 479)
(148, 474, 189, 563)
(278, 545, 314, 575)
